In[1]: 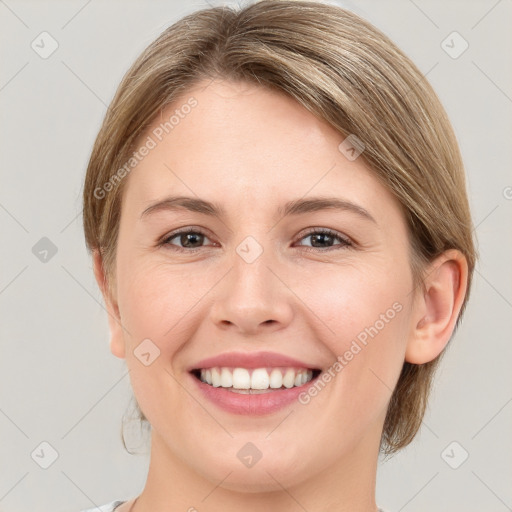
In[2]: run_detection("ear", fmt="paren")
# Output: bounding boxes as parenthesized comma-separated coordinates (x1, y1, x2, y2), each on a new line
(92, 249, 126, 359)
(405, 249, 468, 364)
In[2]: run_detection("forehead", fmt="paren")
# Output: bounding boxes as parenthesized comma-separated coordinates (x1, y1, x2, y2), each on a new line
(121, 78, 403, 226)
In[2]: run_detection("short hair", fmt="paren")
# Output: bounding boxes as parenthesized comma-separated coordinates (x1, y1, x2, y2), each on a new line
(83, 0, 476, 455)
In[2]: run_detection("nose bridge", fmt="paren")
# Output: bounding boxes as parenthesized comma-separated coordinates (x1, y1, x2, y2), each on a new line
(210, 235, 293, 333)
(233, 240, 274, 298)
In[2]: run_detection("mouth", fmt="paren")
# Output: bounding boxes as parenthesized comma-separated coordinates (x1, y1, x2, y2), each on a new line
(190, 366, 322, 394)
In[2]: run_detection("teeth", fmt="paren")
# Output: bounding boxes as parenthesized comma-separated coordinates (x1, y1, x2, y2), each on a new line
(283, 368, 295, 388)
(220, 367, 232, 387)
(211, 367, 221, 387)
(269, 368, 283, 388)
(198, 367, 315, 391)
(251, 368, 270, 389)
(232, 368, 250, 389)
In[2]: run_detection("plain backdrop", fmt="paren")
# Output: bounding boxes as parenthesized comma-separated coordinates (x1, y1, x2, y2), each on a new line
(1, 1, 511, 511)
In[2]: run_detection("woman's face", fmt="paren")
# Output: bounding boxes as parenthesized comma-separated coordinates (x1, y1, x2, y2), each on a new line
(108, 78, 419, 491)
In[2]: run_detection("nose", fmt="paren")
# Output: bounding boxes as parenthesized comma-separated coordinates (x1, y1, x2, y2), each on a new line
(209, 247, 294, 335)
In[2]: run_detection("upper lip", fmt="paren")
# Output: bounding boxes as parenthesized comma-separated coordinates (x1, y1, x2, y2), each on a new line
(189, 351, 320, 371)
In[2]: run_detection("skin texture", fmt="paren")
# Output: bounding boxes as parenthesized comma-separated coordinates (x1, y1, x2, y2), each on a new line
(93, 78, 468, 512)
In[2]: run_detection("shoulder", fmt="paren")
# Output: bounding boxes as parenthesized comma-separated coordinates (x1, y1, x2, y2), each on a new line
(79, 501, 125, 512)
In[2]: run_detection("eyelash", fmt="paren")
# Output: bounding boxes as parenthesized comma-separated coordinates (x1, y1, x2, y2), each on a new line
(158, 227, 354, 253)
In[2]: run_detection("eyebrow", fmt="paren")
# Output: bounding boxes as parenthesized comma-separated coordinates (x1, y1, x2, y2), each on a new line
(140, 195, 377, 224)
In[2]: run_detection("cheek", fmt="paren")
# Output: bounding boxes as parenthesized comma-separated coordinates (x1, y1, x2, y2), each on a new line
(117, 256, 202, 337)
(303, 256, 411, 345)
(299, 261, 411, 419)
(116, 260, 208, 426)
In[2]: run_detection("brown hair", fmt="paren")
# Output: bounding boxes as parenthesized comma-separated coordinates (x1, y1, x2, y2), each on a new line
(83, 0, 476, 455)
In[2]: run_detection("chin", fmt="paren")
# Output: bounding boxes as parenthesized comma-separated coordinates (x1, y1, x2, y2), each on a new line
(191, 448, 320, 493)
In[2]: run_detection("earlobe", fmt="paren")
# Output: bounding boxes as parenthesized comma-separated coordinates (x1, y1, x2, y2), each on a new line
(405, 250, 468, 364)
(92, 250, 126, 359)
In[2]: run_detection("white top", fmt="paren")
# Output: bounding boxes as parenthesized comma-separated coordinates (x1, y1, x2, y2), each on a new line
(80, 501, 389, 511)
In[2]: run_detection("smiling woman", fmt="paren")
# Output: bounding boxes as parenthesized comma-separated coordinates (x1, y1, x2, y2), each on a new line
(80, 1, 475, 511)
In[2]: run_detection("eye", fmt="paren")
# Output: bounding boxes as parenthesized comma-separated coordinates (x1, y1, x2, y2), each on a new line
(159, 228, 214, 252)
(158, 227, 353, 253)
(295, 228, 353, 251)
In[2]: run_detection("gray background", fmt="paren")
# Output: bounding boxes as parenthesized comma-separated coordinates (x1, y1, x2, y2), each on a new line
(1, 0, 511, 511)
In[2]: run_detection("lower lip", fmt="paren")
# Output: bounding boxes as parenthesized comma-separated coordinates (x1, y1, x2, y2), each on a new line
(189, 372, 319, 415)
